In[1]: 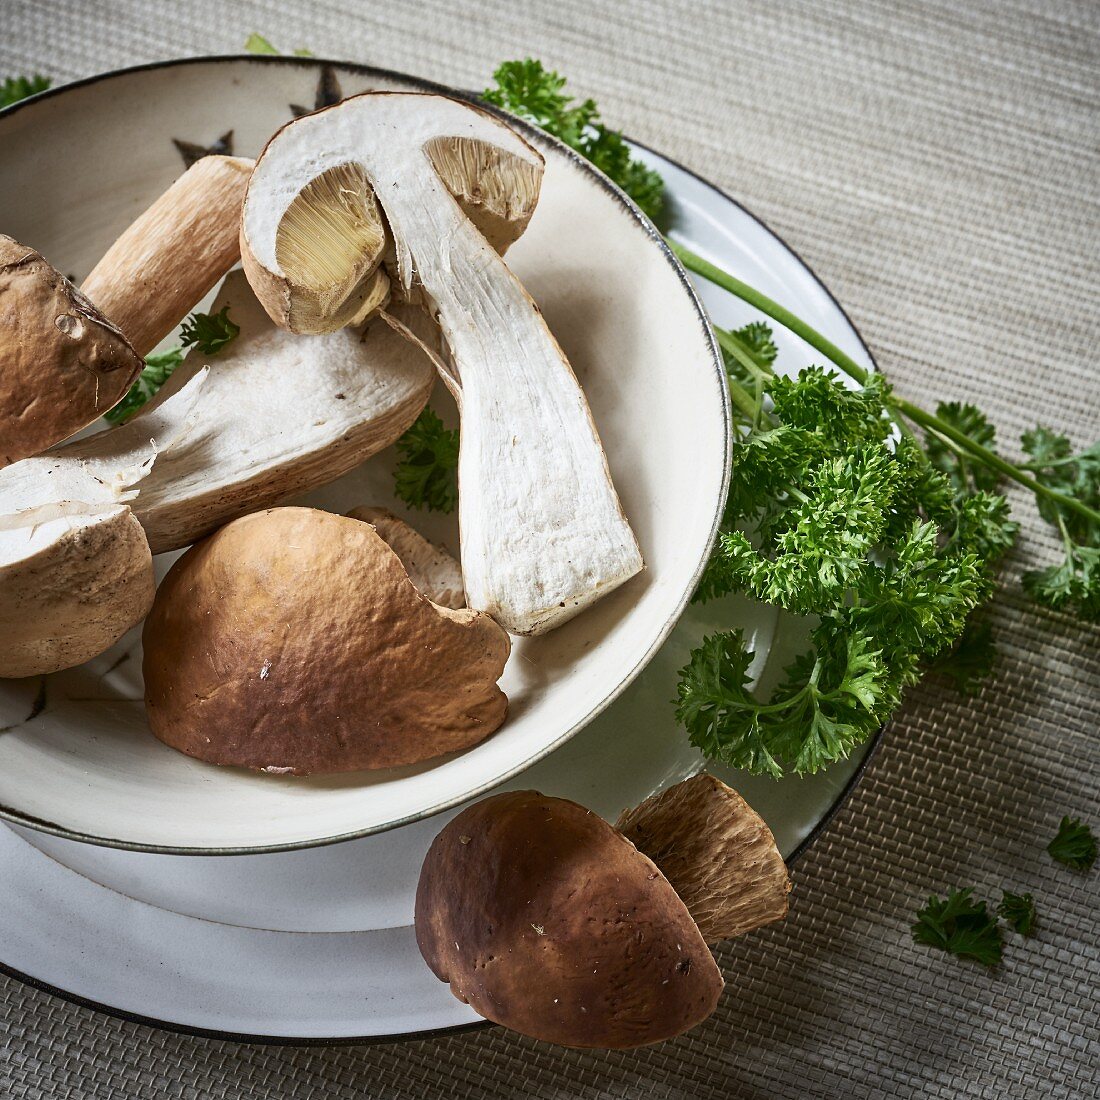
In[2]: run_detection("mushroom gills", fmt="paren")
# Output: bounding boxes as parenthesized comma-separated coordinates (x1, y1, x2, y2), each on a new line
(240, 92, 643, 636)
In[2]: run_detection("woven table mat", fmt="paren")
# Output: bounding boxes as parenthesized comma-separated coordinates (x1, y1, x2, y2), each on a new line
(2, 0, 1098, 1096)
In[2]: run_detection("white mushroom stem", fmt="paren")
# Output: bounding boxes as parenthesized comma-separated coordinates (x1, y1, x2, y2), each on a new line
(241, 93, 643, 635)
(0, 273, 435, 554)
(81, 155, 254, 355)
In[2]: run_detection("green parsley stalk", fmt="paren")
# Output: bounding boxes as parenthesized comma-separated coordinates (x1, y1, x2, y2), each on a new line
(669, 241, 1100, 530)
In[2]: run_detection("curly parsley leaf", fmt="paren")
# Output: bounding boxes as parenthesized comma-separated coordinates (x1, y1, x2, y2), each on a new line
(179, 306, 240, 355)
(245, 33, 313, 57)
(998, 891, 1037, 937)
(925, 403, 1001, 496)
(1047, 816, 1097, 871)
(1, 74, 50, 109)
(1020, 429, 1100, 621)
(483, 60, 665, 223)
(104, 307, 240, 425)
(392, 408, 460, 513)
(912, 888, 1003, 967)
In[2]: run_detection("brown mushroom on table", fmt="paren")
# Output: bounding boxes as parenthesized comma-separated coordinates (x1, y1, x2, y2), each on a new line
(415, 775, 791, 1049)
(142, 506, 509, 774)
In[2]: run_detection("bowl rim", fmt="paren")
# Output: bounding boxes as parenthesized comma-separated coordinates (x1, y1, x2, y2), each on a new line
(0, 53, 733, 855)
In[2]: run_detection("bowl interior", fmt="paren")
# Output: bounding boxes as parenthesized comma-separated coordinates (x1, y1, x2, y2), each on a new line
(0, 58, 728, 851)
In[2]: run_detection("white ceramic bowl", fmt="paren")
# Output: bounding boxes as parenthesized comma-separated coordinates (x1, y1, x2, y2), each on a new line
(0, 58, 729, 852)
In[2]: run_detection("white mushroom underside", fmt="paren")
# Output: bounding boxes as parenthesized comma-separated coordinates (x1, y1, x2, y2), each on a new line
(244, 95, 643, 634)
(0, 272, 435, 554)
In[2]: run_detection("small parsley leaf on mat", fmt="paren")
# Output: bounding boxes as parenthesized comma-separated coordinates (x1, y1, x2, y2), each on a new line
(1047, 816, 1097, 871)
(911, 888, 1003, 967)
(393, 408, 460, 514)
(997, 891, 1037, 937)
(0, 74, 50, 109)
(179, 306, 240, 355)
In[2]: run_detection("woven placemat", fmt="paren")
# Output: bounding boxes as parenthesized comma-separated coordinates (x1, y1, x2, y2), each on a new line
(2, 1, 1097, 1097)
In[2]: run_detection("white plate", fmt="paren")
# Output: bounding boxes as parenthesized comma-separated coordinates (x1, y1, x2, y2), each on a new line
(0, 56, 729, 851)
(0, 57, 880, 1041)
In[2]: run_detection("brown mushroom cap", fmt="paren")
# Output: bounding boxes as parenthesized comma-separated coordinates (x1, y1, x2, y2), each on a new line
(142, 506, 509, 774)
(617, 774, 791, 943)
(0, 235, 144, 467)
(415, 790, 724, 1049)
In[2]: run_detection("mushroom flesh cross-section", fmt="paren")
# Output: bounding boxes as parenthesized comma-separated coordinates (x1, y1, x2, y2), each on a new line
(241, 92, 644, 635)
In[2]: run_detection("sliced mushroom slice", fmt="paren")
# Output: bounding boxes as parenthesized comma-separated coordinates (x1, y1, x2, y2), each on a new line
(0, 272, 435, 554)
(415, 776, 791, 1048)
(81, 155, 254, 356)
(0, 235, 144, 468)
(347, 506, 465, 609)
(142, 507, 510, 774)
(617, 773, 791, 943)
(240, 92, 643, 636)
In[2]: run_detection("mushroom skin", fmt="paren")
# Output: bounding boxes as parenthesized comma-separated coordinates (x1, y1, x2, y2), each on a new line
(415, 790, 724, 1049)
(0, 235, 143, 467)
(0, 503, 153, 678)
(143, 507, 509, 774)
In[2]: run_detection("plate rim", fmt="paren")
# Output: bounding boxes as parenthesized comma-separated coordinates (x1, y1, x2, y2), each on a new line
(0, 53, 732, 855)
(0, 54, 886, 1044)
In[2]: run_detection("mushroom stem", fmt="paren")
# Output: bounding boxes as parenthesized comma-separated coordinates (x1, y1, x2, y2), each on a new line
(81, 155, 253, 355)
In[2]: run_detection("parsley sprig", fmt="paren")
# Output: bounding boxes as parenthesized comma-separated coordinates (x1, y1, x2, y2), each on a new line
(1047, 817, 1097, 871)
(392, 408, 460, 513)
(0, 74, 50, 109)
(998, 891, 1037, 936)
(104, 307, 239, 424)
(912, 888, 1004, 968)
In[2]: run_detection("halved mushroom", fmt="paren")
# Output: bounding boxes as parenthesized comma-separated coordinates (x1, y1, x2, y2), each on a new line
(240, 92, 643, 636)
(143, 506, 510, 774)
(347, 506, 465, 609)
(0, 272, 435, 554)
(0, 235, 144, 468)
(415, 776, 790, 1049)
(0, 380, 205, 678)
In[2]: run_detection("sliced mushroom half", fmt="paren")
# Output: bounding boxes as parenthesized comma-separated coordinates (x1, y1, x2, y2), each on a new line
(240, 92, 643, 636)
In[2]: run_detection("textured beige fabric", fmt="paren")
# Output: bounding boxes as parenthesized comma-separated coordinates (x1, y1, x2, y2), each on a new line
(2, 0, 1098, 1096)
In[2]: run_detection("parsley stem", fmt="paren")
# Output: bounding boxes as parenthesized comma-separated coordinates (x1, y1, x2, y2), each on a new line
(892, 398, 1100, 526)
(669, 241, 872, 386)
(672, 239, 1100, 529)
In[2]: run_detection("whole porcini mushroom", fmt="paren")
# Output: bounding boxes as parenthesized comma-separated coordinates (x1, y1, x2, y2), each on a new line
(415, 777, 790, 1049)
(142, 507, 510, 774)
(0, 234, 144, 467)
(240, 92, 643, 636)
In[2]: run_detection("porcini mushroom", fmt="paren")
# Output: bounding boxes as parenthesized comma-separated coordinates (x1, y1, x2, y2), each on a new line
(0, 235, 143, 467)
(617, 773, 791, 943)
(240, 92, 643, 636)
(415, 777, 790, 1049)
(81, 155, 254, 356)
(2, 155, 251, 469)
(0, 272, 435, 554)
(142, 506, 510, 774)
(347, 505, 465, 609)
(0, 380, 205, 678)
